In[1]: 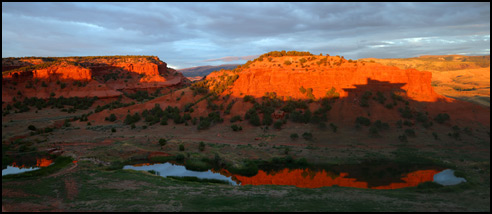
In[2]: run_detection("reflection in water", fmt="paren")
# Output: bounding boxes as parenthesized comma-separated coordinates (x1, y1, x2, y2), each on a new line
(11, 158, 54, 168)
(123, 162, 238, 185)
(125, 162, 443, 189)
(2, 158, 53, 176)
(433, 169, 467, 186)
(216, 168, 441, 189)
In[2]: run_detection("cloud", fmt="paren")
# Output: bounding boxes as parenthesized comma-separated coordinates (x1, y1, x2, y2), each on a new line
(203, 55, 260, 63)
(2, 2, 490, 68)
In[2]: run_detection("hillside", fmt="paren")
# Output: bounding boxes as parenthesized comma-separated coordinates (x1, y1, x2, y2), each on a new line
(360, 55, 490, 107)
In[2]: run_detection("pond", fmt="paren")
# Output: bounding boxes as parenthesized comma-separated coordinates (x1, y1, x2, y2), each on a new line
(2, 158, 53, 176)
(123, 162, 467, 189)
(123, 162, 238, 185)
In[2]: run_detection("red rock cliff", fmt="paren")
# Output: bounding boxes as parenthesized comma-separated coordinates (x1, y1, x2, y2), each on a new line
(218, 56, 442, 102)
(2, 56, 189, 102)
(33, 61, 92, 81)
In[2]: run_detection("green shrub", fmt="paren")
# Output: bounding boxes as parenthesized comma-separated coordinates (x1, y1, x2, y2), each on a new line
(325, 87, 340, 99)
(179, 144, 185, 151)
(398, 134, 407, 142)
(290, 133, 299, 140)
(176, 154, 185, 162)
(198, 141, 205, 151)
(369, 126, 380, 137)
(385, 103, 394, 109)
(231, 124, 242, 131)
(434, 113, 450, 124)
(405, 129, 416, 137)
(356, 116, 371, 126)
(432, 132, 439, 140)
(284, 147, 290, 155)
(184, 159, 210, 172)
(302, 132, 313, 141)
(63, 119, 71, 127)
(399, 106, 413, 119)
(197, 118, 211, 130)
(230, 115, 242, 123)
(262, 113, 273, 126)
(111, 128, 116, 132)
(105, 113, 117, 122)
(273, 120, 283, 129)
(159, 138, 167, 146)
(28, 125, 36, 131)
(228, 161, 258, 177)
(243, 95, 255, 103)
(248, 111, 261, 126)
(299, 86, 306, 94)
(375, 91, 386, 104)
(329, 123, 337, 133)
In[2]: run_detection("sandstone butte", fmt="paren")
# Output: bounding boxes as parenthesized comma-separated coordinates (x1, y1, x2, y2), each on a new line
(1, 56, 189, 102)
(216, 168, 440, 189)
(207, 55, 441, 102)
(202, 55, 489, 125)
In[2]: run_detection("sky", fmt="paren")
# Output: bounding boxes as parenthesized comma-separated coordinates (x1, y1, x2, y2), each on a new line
(2, 2, 490, 69)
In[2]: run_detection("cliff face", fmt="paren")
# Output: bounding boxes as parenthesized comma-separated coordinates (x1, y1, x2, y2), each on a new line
(201, 54, 488, 125)
(1, 56, 189, 102)
(223, 56, 442, 102)
(32, 62, 92, 81)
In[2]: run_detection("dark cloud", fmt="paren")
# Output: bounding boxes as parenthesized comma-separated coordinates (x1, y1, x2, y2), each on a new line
(2, 2, 489, 68)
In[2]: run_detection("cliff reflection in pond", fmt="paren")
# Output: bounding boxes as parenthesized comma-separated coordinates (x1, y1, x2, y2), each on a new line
(2, 158, 53, 176)
(225, 168, 440, 189)
(126, 162, 443, 189)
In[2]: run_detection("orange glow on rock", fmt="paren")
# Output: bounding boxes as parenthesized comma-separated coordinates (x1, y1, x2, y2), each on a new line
(11, 158, 53, 169)
(227, 168, 440, 189)
(36, 158, 53, 167)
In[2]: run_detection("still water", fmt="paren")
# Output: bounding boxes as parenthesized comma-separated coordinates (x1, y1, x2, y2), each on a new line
(2, 158, 53, 176)
(123, 162, 238, 185)
(123, 162, 466, 189)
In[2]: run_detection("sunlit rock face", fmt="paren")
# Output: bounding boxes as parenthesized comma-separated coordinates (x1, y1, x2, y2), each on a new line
(1, 56, 190, 102)
(205, 56, 443, 102)
(32, 62, 92, 81)
(226, 168, 440, 189)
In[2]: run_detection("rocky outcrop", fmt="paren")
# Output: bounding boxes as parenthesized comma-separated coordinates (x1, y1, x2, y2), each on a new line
(222, 56, 442, 102)
(2, 56, 189, 102)
(32, 62, 92, 81)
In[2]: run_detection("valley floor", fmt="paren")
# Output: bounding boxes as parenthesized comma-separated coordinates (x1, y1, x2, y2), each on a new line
(2, 106, 490, 211)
